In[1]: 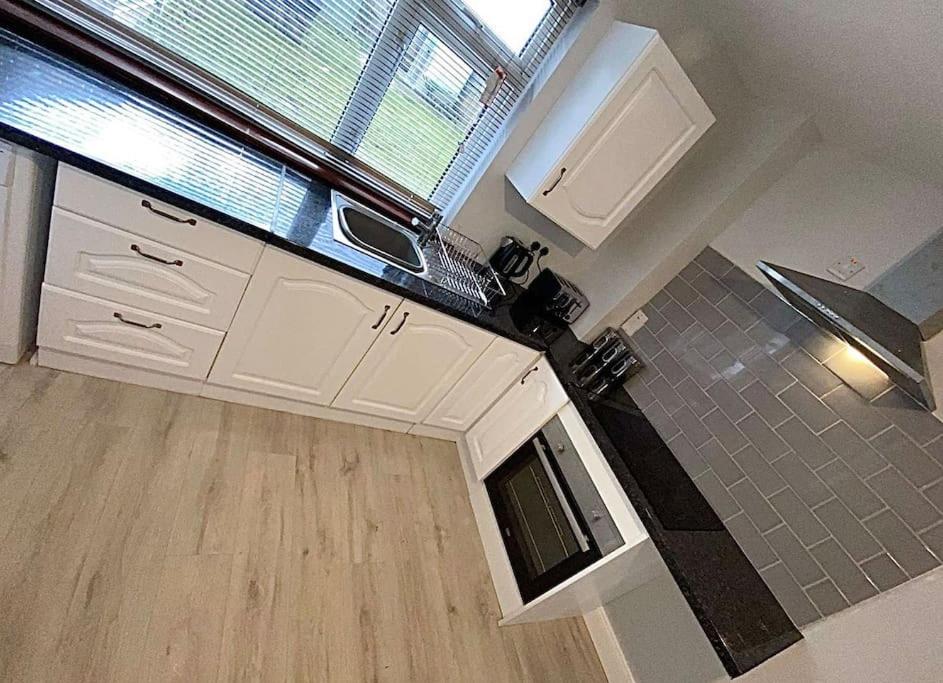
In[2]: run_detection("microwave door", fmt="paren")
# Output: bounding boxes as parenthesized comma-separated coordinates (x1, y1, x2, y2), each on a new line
(532, 437, 590, 553)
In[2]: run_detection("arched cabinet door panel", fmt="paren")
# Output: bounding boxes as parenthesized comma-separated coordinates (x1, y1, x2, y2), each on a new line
(332, 303, 493, 423)
(424, 337, 539, 431)
(208, 247, 402, 406)
(465, 358, 568, 480)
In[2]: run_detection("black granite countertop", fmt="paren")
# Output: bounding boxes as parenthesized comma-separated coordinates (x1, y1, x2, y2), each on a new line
(0, 27, 800, 677)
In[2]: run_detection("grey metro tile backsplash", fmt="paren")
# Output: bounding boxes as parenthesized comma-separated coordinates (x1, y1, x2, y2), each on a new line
(623, 246, 943, 628)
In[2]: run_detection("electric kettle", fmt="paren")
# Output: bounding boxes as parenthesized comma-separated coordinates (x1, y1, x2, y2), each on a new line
(489, 237, 538, 279)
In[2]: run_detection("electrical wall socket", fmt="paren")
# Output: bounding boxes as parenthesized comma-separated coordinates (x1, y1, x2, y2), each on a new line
(621, 309, 648, 336)
(827, 257, 865, 281)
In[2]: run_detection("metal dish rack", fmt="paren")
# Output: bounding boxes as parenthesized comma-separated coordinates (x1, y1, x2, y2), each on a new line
(423, 224, 506, 308)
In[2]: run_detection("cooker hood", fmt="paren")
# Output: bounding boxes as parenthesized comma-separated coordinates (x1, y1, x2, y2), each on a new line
(757, 261, 934, 410)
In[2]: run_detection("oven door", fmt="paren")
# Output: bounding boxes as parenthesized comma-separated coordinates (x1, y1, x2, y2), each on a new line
(486, 431, 602, 603)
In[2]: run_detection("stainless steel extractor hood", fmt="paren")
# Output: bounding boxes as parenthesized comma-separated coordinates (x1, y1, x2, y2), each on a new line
(757, 261, 935, 410)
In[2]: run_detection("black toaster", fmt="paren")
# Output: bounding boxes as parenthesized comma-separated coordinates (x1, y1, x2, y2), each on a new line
(524, 269, 589, 325)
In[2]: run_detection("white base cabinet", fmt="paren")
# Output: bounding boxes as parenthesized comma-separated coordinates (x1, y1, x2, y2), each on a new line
(332, 302, 493, 423)
(424, 337, 539, 432)
(507, 23, 714, 249)
(33, 165, 551, 448)
(208, 247, 402, 406)
(465, 357, 569, 480)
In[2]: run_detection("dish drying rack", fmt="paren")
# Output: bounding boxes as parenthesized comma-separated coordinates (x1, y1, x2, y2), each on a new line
(423, 224, 505, 308)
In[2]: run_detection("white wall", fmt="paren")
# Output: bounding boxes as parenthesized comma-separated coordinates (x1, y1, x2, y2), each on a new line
(712, 144, 943, 289)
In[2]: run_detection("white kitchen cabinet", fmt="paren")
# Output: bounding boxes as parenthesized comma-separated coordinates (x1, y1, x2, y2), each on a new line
(506, 23, 714, 249)
(44, 208, 251, 330)
(37, 284, 224, 379)
(465, 357, 568, 480)
(424, 337, 539, 432)
(208, 246, 402, 405)
(332, 303, 493, 423)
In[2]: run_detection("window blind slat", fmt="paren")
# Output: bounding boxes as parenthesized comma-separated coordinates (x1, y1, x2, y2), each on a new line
(34, 0, 579, 208)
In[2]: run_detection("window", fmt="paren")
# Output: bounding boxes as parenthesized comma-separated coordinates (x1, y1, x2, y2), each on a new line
(34, 0, 581, 210)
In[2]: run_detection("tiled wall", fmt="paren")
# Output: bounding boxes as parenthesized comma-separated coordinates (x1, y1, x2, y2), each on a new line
(624, 247, 943, 627)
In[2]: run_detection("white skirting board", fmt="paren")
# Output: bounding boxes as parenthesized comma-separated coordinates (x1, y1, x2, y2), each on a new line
(584, 607, 634, 683)
(201, 382, 414, 434)
(36, 348, 205, 394)
(35, 348, 449, 438)
(407, 422, 462, 442)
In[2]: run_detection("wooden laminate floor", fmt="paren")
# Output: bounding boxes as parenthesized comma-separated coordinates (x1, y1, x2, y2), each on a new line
(0, 362, 605, 682)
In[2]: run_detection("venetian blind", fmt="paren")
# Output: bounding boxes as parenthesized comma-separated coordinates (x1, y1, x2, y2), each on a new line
(31, 0, 581, 211)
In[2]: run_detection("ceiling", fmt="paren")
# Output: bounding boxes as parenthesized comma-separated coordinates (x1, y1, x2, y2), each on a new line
(689, 1, 943, 187)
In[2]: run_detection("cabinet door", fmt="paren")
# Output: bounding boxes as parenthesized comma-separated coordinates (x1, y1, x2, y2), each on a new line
(332, 303, 493, 422)
(208, 247, 402, 405)
(465, 357, 568, 480)
(532, 38, 714, 249)
(424, 337, 539, 432)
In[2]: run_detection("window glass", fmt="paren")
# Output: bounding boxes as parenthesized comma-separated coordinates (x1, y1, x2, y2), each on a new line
(462, 0, 551, 53)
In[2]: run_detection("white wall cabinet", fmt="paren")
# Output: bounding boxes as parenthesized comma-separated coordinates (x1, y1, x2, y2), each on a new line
(208, 246, 402, 406)
(465, 357, 569, 480)
(424, 337, 539, 432)
(507, 23, 714, 249)
(332, 303, 493, 423)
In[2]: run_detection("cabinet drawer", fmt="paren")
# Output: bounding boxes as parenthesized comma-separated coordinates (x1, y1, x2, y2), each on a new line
(465, 357, 568, 480)
(0, 140, 12, 186)
(54, 164, 262, 272)
(45, 208, 250, 330)
(38, 284, 224, 379)
(424, 338, 539, 431)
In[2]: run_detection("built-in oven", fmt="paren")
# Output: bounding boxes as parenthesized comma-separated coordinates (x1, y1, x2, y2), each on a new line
(486, 415, 623, 604)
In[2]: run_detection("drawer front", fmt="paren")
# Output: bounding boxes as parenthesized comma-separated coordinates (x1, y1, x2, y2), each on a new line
(38, 284, 224, 379)
(46, 208, 250, 330)
(0, 140, 12, 186)
(54, 164, 262, 272)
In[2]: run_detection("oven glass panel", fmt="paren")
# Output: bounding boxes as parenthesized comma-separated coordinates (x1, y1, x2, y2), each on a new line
(502, 444, 581, 576)
(487, 434, 601, 603)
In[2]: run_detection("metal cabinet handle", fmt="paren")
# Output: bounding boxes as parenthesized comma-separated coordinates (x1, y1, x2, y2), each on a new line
(371, 305, 391, 330)
(141, 199, 197, 225)
(114, 312, 162, 329)
(533, 437, 591, 552)
(520, 366, 539, 385)
(389, 311, 410, 335)
(542, 167, 566, 196)
(130, 244, 183, 266)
